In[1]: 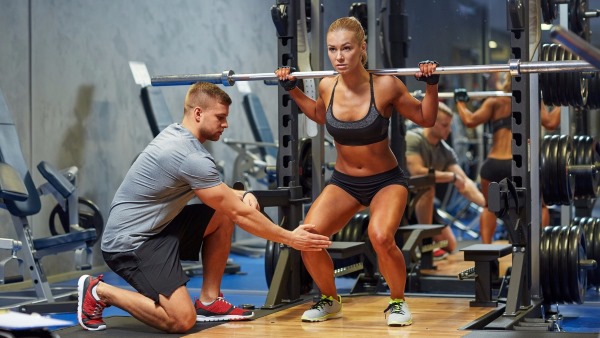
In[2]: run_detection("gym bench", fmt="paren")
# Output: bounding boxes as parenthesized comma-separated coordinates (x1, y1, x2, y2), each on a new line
(460, 243, 512, 307)
(0, 89, 98, 311)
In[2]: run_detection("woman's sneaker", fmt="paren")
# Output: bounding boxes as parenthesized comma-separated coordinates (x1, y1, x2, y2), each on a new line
(384, 299, 413, 326)
(195, 297, 254, 322)
(77, 274, 109, 331)
(301, 295, 342, 322)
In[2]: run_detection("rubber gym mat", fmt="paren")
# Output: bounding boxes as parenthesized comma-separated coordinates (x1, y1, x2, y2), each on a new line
(463, 331, 599, 337)
(56, 300, 311, 337)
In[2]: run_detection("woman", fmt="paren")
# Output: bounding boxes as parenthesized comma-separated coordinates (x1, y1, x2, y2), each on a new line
(275, 16, 439, 327)
(455, 74, 513, 244)
(455, 75, 558, 243)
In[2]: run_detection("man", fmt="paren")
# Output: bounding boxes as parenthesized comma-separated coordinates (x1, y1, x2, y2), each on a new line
(405, 102, 485, 259)
(77, 82, 332, 334)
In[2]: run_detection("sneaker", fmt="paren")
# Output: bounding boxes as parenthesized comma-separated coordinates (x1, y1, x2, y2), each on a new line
(433, 248, 449, 261)
(384, 299, 412, 326)
(301, 295, 342, 322)
(77, 274, 109, 331)
(195, 297, 254, 322)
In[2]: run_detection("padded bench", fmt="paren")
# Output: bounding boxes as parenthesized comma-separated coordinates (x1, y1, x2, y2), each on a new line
(461, 243, 513, 307)
(398, 224, 444, 270)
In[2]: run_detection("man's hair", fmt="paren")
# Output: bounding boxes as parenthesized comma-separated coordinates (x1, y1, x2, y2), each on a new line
(184, 82, 232, 115)
(438, 101, 453, 117)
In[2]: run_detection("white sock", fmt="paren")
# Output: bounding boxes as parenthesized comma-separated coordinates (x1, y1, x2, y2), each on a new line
(91, 285, 101, 301)
(201, 299, 216, 306)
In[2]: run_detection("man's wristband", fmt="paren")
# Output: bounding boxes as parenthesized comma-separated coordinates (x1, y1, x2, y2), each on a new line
(242, 191, 253, 200)
(452, 173, 457, 183)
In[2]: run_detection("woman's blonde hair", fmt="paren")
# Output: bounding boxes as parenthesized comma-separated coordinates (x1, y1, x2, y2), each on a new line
(327, 17, 367, 66)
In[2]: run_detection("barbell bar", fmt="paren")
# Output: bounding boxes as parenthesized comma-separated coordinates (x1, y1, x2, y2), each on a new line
(411, 90, 511, 99)
(150, 59, 597, 87)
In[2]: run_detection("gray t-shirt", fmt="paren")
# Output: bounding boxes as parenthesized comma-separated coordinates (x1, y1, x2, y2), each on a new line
(101, 123, 221, 252)
(405, 129, 458, 171)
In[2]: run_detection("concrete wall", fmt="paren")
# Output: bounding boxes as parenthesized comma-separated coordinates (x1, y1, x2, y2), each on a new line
(0, 0, 280, 274)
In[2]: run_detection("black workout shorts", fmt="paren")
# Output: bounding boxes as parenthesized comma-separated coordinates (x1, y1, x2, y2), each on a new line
(102, 203, 215, 303)
(479, 158, 512, 183)
(328, 166, 408, 206)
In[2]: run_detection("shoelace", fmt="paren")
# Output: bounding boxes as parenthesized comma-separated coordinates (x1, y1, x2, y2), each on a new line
(383, 302, 405, 318)
(311, 296, 333, 310)
(216, 297, 234, 306)
(90, 303, 105, 319)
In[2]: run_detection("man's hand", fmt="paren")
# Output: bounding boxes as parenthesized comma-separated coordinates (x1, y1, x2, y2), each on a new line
(452, 173, 466, 191)
(288, 224, 332, 251)
(242, 192, 260, 210)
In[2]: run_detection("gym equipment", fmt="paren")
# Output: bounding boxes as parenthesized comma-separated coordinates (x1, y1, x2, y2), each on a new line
(0, 89, 97, 310)
(540, 134, 599, 205)
(538, 43, 590, 108)
(411, 90, 511, 99)
(540, 225, 596, 304)
(460, 244, 513, 307)
(49, 196, 104, 246)
(148, 59, 597, 87)
(570, 217, 600, 287)
(551, 25, 600, 70)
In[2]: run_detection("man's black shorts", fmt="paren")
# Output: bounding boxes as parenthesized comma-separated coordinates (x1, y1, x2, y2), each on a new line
(102, 203, 215, 303)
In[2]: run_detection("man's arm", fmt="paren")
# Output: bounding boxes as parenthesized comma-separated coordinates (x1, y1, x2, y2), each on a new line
(195, 183, 331, 251)
(447, 164, 486, 207)
(406, 153, 457, 183)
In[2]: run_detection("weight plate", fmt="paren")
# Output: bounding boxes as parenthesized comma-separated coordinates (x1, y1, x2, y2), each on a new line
(587, 137, 599, 197)
(264, 240, 278, 287)
(550, 225, 562, 302)
(558, 225, 572, 303)
(567, 224, 578, 303)
(48, 197, 104, 245)
(548, 135, 561, 205)
(555, 46, 568, 106)
(540, 44, 552, 106)
(574, 224, 588, 304)
(548, 44, 560, 106)
(592, 218, 600, 286)
(541, 135, 553, 204)
(564, 135, 576, 204)
(541, 226, 554, 302)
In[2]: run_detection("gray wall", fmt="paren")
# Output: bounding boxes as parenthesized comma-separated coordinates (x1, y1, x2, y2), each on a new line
(0, 0, 280, 274)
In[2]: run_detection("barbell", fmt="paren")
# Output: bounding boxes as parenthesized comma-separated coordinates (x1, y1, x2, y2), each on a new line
(150, 59, 597, 87)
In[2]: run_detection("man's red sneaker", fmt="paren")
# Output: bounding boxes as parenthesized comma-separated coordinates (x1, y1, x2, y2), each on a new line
(195, 297, 254, 322)
(77, 274, 109, 331)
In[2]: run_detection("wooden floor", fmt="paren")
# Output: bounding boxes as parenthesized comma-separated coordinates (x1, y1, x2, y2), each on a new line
(190, 246, 513, 338)
(191, 295, 496, 337)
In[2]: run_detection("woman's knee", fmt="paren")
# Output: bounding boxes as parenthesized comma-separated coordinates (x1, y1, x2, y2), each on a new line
(368, 227, 396, 251)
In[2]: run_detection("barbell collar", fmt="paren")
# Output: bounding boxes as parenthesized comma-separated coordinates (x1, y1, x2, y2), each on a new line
(150, 60, 597, 87)
(222, 70, 235, 86)
(580, 259, 597, 270)
(509, 59, 520, 76)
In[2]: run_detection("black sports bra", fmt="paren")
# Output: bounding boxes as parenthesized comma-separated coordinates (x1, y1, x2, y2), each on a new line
(491, 116, 512, 133)
(325, 74, 389, 146)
